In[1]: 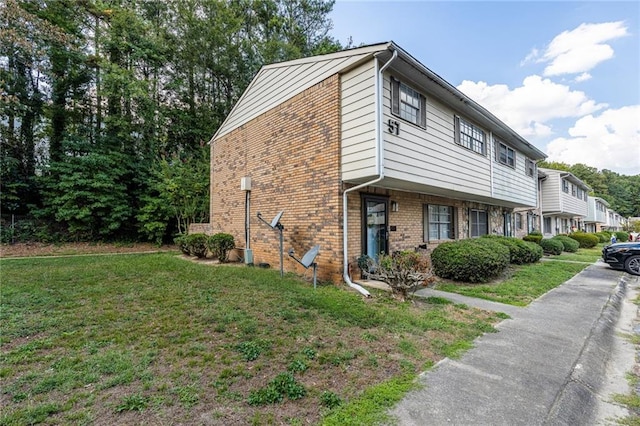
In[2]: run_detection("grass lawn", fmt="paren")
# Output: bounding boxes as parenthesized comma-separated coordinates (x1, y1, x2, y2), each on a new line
(0, 252, 504, 425)
(432, 246, 601, 306)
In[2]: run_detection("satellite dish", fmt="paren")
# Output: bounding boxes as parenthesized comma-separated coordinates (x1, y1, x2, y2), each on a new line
(270, 211, 284, 228)
(300, 245, 320, 268)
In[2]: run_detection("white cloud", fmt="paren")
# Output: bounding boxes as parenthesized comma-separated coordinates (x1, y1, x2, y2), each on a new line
(457, 75, 607, 137)
(546, 106, 640, 175)
(574, 72, 592, 83)
(523, 22, 629, 76)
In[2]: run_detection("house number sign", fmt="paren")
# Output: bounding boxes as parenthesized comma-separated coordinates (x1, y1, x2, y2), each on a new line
(387, 119, 400, 135)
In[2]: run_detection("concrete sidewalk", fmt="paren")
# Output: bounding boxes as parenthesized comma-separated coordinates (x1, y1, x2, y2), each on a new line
(390, 262, 639, 425)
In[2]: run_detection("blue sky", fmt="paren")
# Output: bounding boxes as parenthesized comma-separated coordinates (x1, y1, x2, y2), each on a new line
(329, 1, 640, 176)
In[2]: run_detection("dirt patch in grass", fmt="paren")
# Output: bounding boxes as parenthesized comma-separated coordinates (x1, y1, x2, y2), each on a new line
(0, 242, 176, 258)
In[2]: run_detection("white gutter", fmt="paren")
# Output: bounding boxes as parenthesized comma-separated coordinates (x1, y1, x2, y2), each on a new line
(489, 131, 494, 197)
(342, 49, 398, 297)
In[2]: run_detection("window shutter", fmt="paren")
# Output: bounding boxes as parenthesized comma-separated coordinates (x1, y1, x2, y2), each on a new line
(391, 77, 400, 115)
(454, 116, 460, 145)
(419, 94, 427, 128)
(494, 139, 498, 161)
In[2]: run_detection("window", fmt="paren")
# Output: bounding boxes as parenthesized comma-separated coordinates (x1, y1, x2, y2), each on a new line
(496, 140, 515, 168)
(391, 78, 426, 127)
(425, 205, 455, 241)
(455, 116, 485, 155)
(544, 217, 552, 234)
(469, 209, 488, 237)
(526, 159, 535, 177)
(571, 184, 576, 196)
(516, 213, 523, 230)
(562, 180, 569, 193)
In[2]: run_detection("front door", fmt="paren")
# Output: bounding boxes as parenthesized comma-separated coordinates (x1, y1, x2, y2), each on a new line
(362, 195, 388, 260)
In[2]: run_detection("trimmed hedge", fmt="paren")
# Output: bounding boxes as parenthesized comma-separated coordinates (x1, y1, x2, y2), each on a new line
(540, 238, 563, 255)
(552, 235, 579, 253)
(431, 239, 510, 283)
(207, 233, 235, 262)
(568, 232, 599, 248)
(523, 231, 543, 244)
(480, 235, 542, 264)
(615, 231, 629, 242)
(174, 235, 190, 255)
(186, 233, 209, 258)
(594, 232, 609, 243)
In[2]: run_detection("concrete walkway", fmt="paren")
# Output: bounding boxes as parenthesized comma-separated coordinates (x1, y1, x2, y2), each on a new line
(390, 261, 639, 425)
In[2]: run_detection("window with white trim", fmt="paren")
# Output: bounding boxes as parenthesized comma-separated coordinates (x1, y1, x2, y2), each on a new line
(562, 180, 569, 193)
(391, 77, 426, 128)
(496, 140, 515, 168)
(424, 204, 455, 241)
(469, 209, 488, 237)
(526, 159, 535, 177)
(516, 213, 523, 230)
(455, 116, 485, 155)
(571, 184, 576, 196)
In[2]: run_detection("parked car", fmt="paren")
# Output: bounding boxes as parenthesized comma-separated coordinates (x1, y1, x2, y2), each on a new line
(602, 242, 640, 275)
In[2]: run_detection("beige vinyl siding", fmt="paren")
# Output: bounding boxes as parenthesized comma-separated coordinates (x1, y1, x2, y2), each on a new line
(560, 190, 588, 216)
(382, 75, 492, 197)
(541, 173, 562, 212)
(492, 146, 537, 206)
(341, 61, 377, 181)
(215, 53, 373, 140)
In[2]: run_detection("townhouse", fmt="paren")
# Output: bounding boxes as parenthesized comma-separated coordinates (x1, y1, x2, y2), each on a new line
(203, 42, 546, 285)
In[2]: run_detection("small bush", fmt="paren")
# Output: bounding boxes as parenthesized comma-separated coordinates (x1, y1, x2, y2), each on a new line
(174, 235, 190, 255)
(540, 238, 563, 255)
(552, 235, 579, 253)
(207, 233, 235, 262)
(522, 241, 544, 263)
(431, 239, 510, 283)
(481, 235, 541, 264)
(186, 233, 208, 258)
(615, 231, 629, 242)
(523, 231, 543, 244)
(568, 232, 599, 248)
(248, 373, 306, 406)
(594, 232, 609, 243)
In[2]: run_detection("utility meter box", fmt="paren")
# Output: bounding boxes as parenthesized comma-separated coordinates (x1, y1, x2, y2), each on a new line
(241, 176, 251, 191)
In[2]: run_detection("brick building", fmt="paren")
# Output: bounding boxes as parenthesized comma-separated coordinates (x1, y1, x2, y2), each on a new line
(202, 42, 546, 287)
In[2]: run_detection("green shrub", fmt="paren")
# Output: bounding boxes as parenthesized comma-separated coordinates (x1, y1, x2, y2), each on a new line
(615, 231, 629, 242)
(522, 241, 544, 263)
(174, 235, 190, 255)
(186, 233, 208, 258)
(568, 232, 599, 248)
(594, 232, 609, 243)
(431, 239, 510, 283)
(523, 231, 543, 244)
(207, 233, 235, 262)
(540, 238, 563, 255)
(480, 235, 541, 265)
(368, 251, 435, 300)
(552, 235, 580, 253)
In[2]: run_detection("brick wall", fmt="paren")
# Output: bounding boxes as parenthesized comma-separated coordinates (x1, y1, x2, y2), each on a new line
(211, 75, 344, 282)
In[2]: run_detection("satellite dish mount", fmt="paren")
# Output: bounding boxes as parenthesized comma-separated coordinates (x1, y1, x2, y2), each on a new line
(288, 245, 320, 289)
(257, 211, 285, 277)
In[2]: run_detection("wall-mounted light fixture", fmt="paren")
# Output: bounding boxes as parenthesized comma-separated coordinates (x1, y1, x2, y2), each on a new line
(391, 201, 399, 212)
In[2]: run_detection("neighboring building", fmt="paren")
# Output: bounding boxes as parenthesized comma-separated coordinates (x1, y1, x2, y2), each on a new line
(513, 169, 547, 238)
(539, 168, 590, 236)
(585, 196, 610, 233)
(204, 42, 546, 284)
(605, 208, 625, 232)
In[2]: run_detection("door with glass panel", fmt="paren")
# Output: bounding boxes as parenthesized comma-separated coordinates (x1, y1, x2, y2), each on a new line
(362, 196, 388, 260)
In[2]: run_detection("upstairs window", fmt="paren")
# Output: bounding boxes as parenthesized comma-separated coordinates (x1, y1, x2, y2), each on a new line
(562, 180, 569, 193)
(495, 140, 516, 168)
(391, 77, 426, 128)
(455, 116, 486, 155)
(526, 159, 535, 177)
(571, 184, 576, 196)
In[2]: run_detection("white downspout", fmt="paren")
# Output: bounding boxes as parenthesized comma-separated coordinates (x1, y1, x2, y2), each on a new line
(342, 49, 398, 297)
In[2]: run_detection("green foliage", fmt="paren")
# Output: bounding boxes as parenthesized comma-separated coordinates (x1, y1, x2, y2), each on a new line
(207, 233, 235, 262)
(248, 373, 306, 405)
(185, 233, 208, 258)
(594, 232, 610, 243)
(568, 232, 599, 248)
(480, 235, 542, 264)
(552, 235, 580, 252)
(367, 251, 435, 300)
(116, 393, 148, 412)
(540, 238, 563, 255)
(320, 390, 342, 409)
(523, 232, 543, 244)
(615, 231, 630, 242)
(174, 235, 190, 255)
(237, 341, 264, 362)
(431, 239, 510, 283)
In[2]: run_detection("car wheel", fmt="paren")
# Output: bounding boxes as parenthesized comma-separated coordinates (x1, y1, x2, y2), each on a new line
(624, 255, 640, 276)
